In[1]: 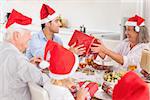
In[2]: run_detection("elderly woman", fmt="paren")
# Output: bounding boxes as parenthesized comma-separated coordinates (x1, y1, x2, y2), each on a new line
(91, 15, 149, 71)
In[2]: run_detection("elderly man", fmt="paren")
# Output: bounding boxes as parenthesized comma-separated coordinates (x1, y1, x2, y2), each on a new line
(0, 9, 45, 100)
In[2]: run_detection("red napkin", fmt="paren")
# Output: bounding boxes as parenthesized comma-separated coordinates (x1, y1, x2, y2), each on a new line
(78, 81, 99, 99)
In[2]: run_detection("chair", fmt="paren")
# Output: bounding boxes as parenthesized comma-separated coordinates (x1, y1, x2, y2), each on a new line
(28, 82, 49, 100)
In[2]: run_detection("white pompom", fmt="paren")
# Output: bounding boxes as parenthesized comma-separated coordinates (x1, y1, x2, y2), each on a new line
(39, 60, 50, 69)
(135, 26, 140, 32)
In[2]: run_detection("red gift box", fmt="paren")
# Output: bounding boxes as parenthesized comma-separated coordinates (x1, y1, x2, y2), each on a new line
(78, 81, 99, 99)
(68, 30, 100, 56)
(102, 82, 113, 96)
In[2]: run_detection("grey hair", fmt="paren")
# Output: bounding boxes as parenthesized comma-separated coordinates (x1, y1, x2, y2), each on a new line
(3, 28, 28, 41)
(138, 26, 150, 43)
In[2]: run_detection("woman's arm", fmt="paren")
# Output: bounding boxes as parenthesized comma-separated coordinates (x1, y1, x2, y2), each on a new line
(103, 48, 124, 65)
(91, 43, 124, 65)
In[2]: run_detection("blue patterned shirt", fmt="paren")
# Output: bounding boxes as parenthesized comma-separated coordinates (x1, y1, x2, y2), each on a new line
(26, 31, 63, 59)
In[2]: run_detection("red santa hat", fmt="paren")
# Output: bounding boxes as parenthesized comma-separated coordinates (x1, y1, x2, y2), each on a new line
(5, 9, 33, 30)
(125, 15, 145, 32)
(40, 4, 59, 24)
(44, 40, 79, 80)
(113, 71, 149, 100)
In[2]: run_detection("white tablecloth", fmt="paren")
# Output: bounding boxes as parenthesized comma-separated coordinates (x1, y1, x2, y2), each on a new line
(71, 71, 112, 100)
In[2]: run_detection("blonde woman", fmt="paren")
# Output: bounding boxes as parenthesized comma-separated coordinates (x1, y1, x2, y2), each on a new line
(43, 40, 88, 100)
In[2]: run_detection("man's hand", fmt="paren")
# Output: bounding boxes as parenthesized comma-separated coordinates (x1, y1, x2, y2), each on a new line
(30, 56, 42, 66)
(69, 42, 86, 56)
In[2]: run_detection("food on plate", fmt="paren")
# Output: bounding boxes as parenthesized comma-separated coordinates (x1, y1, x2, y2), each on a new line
(82, 68, 95, 75)
(92, 63, 112, 71)
(79, 55, 112, 71)
(79, 63, 87, 69)
(103, 71, 125, 83)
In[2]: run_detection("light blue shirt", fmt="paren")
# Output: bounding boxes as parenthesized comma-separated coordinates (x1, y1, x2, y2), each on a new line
(26, 31, 63, 59)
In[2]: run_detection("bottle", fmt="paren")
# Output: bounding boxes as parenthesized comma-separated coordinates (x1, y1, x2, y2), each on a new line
(80, 25, 86, 33)
(80, 25, 83, 32)
(83, 25, 86, 33)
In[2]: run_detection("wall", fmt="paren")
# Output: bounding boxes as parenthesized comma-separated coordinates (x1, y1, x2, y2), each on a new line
(1, 0, 139, 31)
(49, 0, 122, 32)
(0, 0, 142, 41)
(144, 0, 150, 36)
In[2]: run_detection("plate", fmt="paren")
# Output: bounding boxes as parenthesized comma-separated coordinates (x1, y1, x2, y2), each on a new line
(94, 87, 112, 100)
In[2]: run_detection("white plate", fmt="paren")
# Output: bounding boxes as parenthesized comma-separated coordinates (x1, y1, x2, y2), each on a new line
(94, 87, 112, 100)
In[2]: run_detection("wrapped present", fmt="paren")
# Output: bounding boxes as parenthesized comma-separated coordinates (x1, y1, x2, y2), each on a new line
(140, 49, 150, 73)
(68, 30, 100, 56)
(102, 82, 113, 96)
(78, 81, 99, 100)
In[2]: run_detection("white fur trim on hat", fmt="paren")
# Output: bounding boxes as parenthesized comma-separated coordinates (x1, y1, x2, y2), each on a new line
(7, 23, 39, 31)
(48, 53, 79, 80)
(125, 21, 145, 26)
(125, 21, 137, 26)
(41, 12, 59, 24)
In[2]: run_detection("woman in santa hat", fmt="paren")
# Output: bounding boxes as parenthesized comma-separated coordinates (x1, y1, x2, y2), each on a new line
(91, 15, 149, 72)
(43, 40, 89, 100)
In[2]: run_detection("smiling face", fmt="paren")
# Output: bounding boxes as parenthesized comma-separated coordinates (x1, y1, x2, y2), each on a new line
(125, 26, 139, 44)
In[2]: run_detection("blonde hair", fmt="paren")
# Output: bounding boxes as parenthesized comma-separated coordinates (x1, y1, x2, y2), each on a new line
(50, 78, 74, 88)
(138, 26, 150, 43)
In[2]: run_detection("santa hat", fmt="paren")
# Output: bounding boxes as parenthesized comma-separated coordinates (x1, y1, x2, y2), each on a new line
(113, 71, 149, 100)
(68, 30, 100, 56)
(125, 15, 145, 32)
(40, 4, 59, 24)
(44, 40, 79, 80)
(5, 9, 33, 30)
